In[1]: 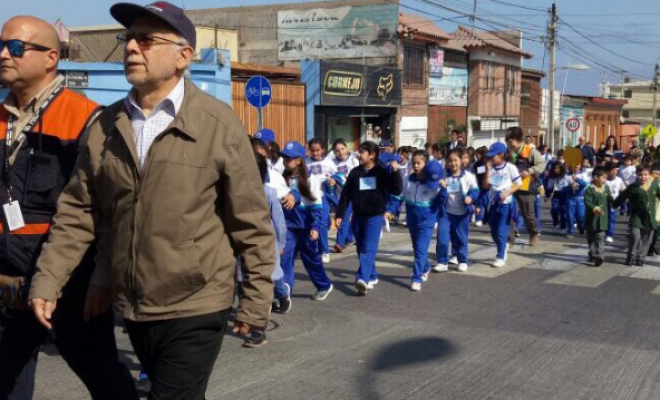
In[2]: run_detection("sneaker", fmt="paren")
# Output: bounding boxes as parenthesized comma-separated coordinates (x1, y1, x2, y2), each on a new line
(566, 234, 574, 239)
(492, 259, 506, 268)
(636, 259, 645, 267)
(271, 300, 281, 314)
(560, 229, 567, 235)
(514, 229, 520, 238)
(356, 280, 368, 296)
(552, 225, 558, 234)
(278, 283, 292, 314)
(333, 244, 343, 253)
(475, 221, 483, 227)
(410, 282, 422, 292)
(529, 234, 540, 246)
(433, 263, 448, 272)
(605, 236, 614, 243)
(504, 244, 509, 261)
(449, 256, 459, 265)
(242, 330, 267, 348)
(422, 271, 430, 282)
(593, 256, 603, 267)
(457, 263, 468, 272)
(367, 279, 379, 290)
(624, 257, 633, 266)
(321, 253, 330, 264)
(312, 284, 333, 301)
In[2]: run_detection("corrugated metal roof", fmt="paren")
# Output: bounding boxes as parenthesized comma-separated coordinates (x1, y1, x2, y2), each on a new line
(452, 26, 532, 58)
(69, 30, 124, 62)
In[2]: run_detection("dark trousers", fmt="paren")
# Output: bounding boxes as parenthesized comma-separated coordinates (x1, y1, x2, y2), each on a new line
(508, 192, 539, 242)
(125, 309, 231, 400)
(0, 303, 138, 400)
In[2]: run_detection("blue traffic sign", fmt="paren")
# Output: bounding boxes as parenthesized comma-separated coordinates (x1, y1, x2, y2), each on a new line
(245, 76, 272, 109)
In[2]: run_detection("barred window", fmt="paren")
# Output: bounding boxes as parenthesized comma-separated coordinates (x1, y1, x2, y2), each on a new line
(485, 61, 496, 91)
(404, 45, 426, 87)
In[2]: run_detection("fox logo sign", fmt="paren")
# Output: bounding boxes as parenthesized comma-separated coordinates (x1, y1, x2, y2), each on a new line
(377, 74, 394, 101)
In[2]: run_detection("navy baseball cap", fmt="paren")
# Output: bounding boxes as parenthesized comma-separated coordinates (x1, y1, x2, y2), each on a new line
(281, 141, 306, 159)
(486, 142, 508, 158)
(379, 140, 394, 148)
(254, 128, 275, 145)
(110, 1, 197, 49)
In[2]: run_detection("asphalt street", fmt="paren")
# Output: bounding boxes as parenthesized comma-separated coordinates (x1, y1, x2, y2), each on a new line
(35, 208, 660, 400)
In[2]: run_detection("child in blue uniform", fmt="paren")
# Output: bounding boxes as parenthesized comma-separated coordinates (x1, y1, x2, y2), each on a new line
(484, 142, 522, 268)
(306, 139, 338, 264)
(435, 149, 480, 273)
(281, 141, 334, 301)
(545, 162, 571, 234)
(336, 142, 403, 296)
(387, 152, 445, 291)
(565, 165, 589, 238)
(329, 139, 359, 253)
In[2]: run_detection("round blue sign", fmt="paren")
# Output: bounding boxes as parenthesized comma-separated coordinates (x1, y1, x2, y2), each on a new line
(245, 76, 272, 109)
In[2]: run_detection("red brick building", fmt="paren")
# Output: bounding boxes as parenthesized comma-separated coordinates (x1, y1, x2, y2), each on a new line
(520, 68, 545, 144)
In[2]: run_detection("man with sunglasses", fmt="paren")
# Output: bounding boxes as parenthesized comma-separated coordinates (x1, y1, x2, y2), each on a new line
(29, 2, 275, 400)
(0, 16, 139, 400)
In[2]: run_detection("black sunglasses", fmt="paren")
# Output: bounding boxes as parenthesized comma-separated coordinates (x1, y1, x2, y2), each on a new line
(0, 39, 52, 58)
(117, 32, 185, 49)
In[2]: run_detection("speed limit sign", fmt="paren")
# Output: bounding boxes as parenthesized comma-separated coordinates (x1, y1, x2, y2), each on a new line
(565, 118, 581, 132)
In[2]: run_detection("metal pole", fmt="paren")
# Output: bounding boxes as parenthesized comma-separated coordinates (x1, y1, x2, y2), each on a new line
(548, 3, 557, 152)
(653, 63, 659, 128)
(472, 0, 478, 31)
(258, 108, 263, 130)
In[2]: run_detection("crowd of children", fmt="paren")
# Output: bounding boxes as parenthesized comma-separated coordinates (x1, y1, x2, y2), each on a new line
(244, 129, 660, 346)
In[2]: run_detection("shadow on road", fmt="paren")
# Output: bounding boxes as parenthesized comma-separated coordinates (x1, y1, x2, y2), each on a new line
(361, 336, 458, 400)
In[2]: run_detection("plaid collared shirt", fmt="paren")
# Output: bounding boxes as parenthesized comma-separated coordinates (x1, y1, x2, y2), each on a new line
(124, 78, 185, 169)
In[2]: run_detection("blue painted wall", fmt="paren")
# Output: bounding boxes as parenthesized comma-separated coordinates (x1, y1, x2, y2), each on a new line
(301, 59, 321, 142)
(0, 49, 231, 106)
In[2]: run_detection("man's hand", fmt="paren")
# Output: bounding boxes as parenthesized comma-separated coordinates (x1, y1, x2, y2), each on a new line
(465, 196, 473, 205)
(233, 320, 255, 336)
(84, 284, 113, 322)
(310, 230, 319, 241)
(390, 161, 399, 172)
(30, 298, 57, 330)
(335, 218, 343, 229)
(520, 170, 530, 179)
(439, 179, 447, 188)
(281, 194, 296, 210)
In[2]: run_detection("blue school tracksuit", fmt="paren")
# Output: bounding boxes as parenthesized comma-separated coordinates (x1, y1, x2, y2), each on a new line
(388, 175, 446, 283)
(487, 163, 522, 260)
(306, 157, 338, 256)
(546, 176, 571, 230)
(281, 175, 332, 293)
(326, 170, 356, 248)
(438, 171, 480, 265)
(564, 172, 589, 235)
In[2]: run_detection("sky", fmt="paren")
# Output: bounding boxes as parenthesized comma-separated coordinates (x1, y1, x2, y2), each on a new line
(1, 0, 658, 96)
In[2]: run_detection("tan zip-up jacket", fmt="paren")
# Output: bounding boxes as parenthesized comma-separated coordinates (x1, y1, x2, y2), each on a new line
(29, 80, 275, 327)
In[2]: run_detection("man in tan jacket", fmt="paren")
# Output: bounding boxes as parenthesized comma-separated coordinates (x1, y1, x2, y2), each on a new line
(29, 2, 275, 400)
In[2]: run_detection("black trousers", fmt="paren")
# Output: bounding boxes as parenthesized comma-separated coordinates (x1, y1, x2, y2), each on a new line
(125, 309, 231, 400)
(0, 284, 138, 400)
(508, 191, 539, 242)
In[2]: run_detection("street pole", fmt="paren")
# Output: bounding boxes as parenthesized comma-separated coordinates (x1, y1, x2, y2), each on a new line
(548, 3, 557, 152)
(471, 0, 478, 31)
(653, 63, 659, 128)
(620, 69, 626, 99)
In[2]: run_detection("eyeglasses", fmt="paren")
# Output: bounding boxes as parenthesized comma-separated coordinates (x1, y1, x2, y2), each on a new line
(0, 39, 52, 58)
(117, 32, 185, 49)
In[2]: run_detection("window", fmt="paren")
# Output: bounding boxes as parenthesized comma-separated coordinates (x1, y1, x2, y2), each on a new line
(622, 110, 630, 118)
(403, 45, 425, 87)
(485, 61, 496, 91)
(623, 89, 633, 99)
(656, 110, 660, 119)
(506, 66, 517, 95)
(521, 82, 531, 106)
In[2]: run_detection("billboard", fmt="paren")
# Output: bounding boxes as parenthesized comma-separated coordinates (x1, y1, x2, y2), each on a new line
(429, 67, 468, 106)
(277, 4, 398, 61)
(320, 61, 402, 107)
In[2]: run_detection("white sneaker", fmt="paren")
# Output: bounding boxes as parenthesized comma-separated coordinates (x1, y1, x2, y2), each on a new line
(321, 253, 330, 264)
(503, 244, 509, 261)
(605, 236, 614, 243)
(492, 259, 506, 268)
(422, 271, 430, 282)
(457, 263, 468, 272)
(355, 280, 368, 296)
(410, 282, 422, 291)
(449, 256, 459, 265)
(475, 221, 483, 227)
(470, 214, 476, 223)
(433, 263, 448, 272)
(367, 279, 379, 290)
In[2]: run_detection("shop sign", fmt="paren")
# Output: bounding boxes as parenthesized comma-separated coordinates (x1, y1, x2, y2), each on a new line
(320, 61, 401, 107)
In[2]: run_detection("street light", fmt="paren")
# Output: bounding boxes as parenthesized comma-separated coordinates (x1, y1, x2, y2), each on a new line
(558, 60, 590, 147)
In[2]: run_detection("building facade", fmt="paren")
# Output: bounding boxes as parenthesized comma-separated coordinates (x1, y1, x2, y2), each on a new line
(519, 68, 545, 145)
(606, 80, 658, 128)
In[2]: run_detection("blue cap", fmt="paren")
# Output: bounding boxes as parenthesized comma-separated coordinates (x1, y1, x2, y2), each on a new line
(378, 152, 401, 166)
(486, 142, 508, 158)
(281, 141, 306, 159)
(254, 128, 275, 145)
(379, 140, 394, 148)
(423, 160, 445, 182)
